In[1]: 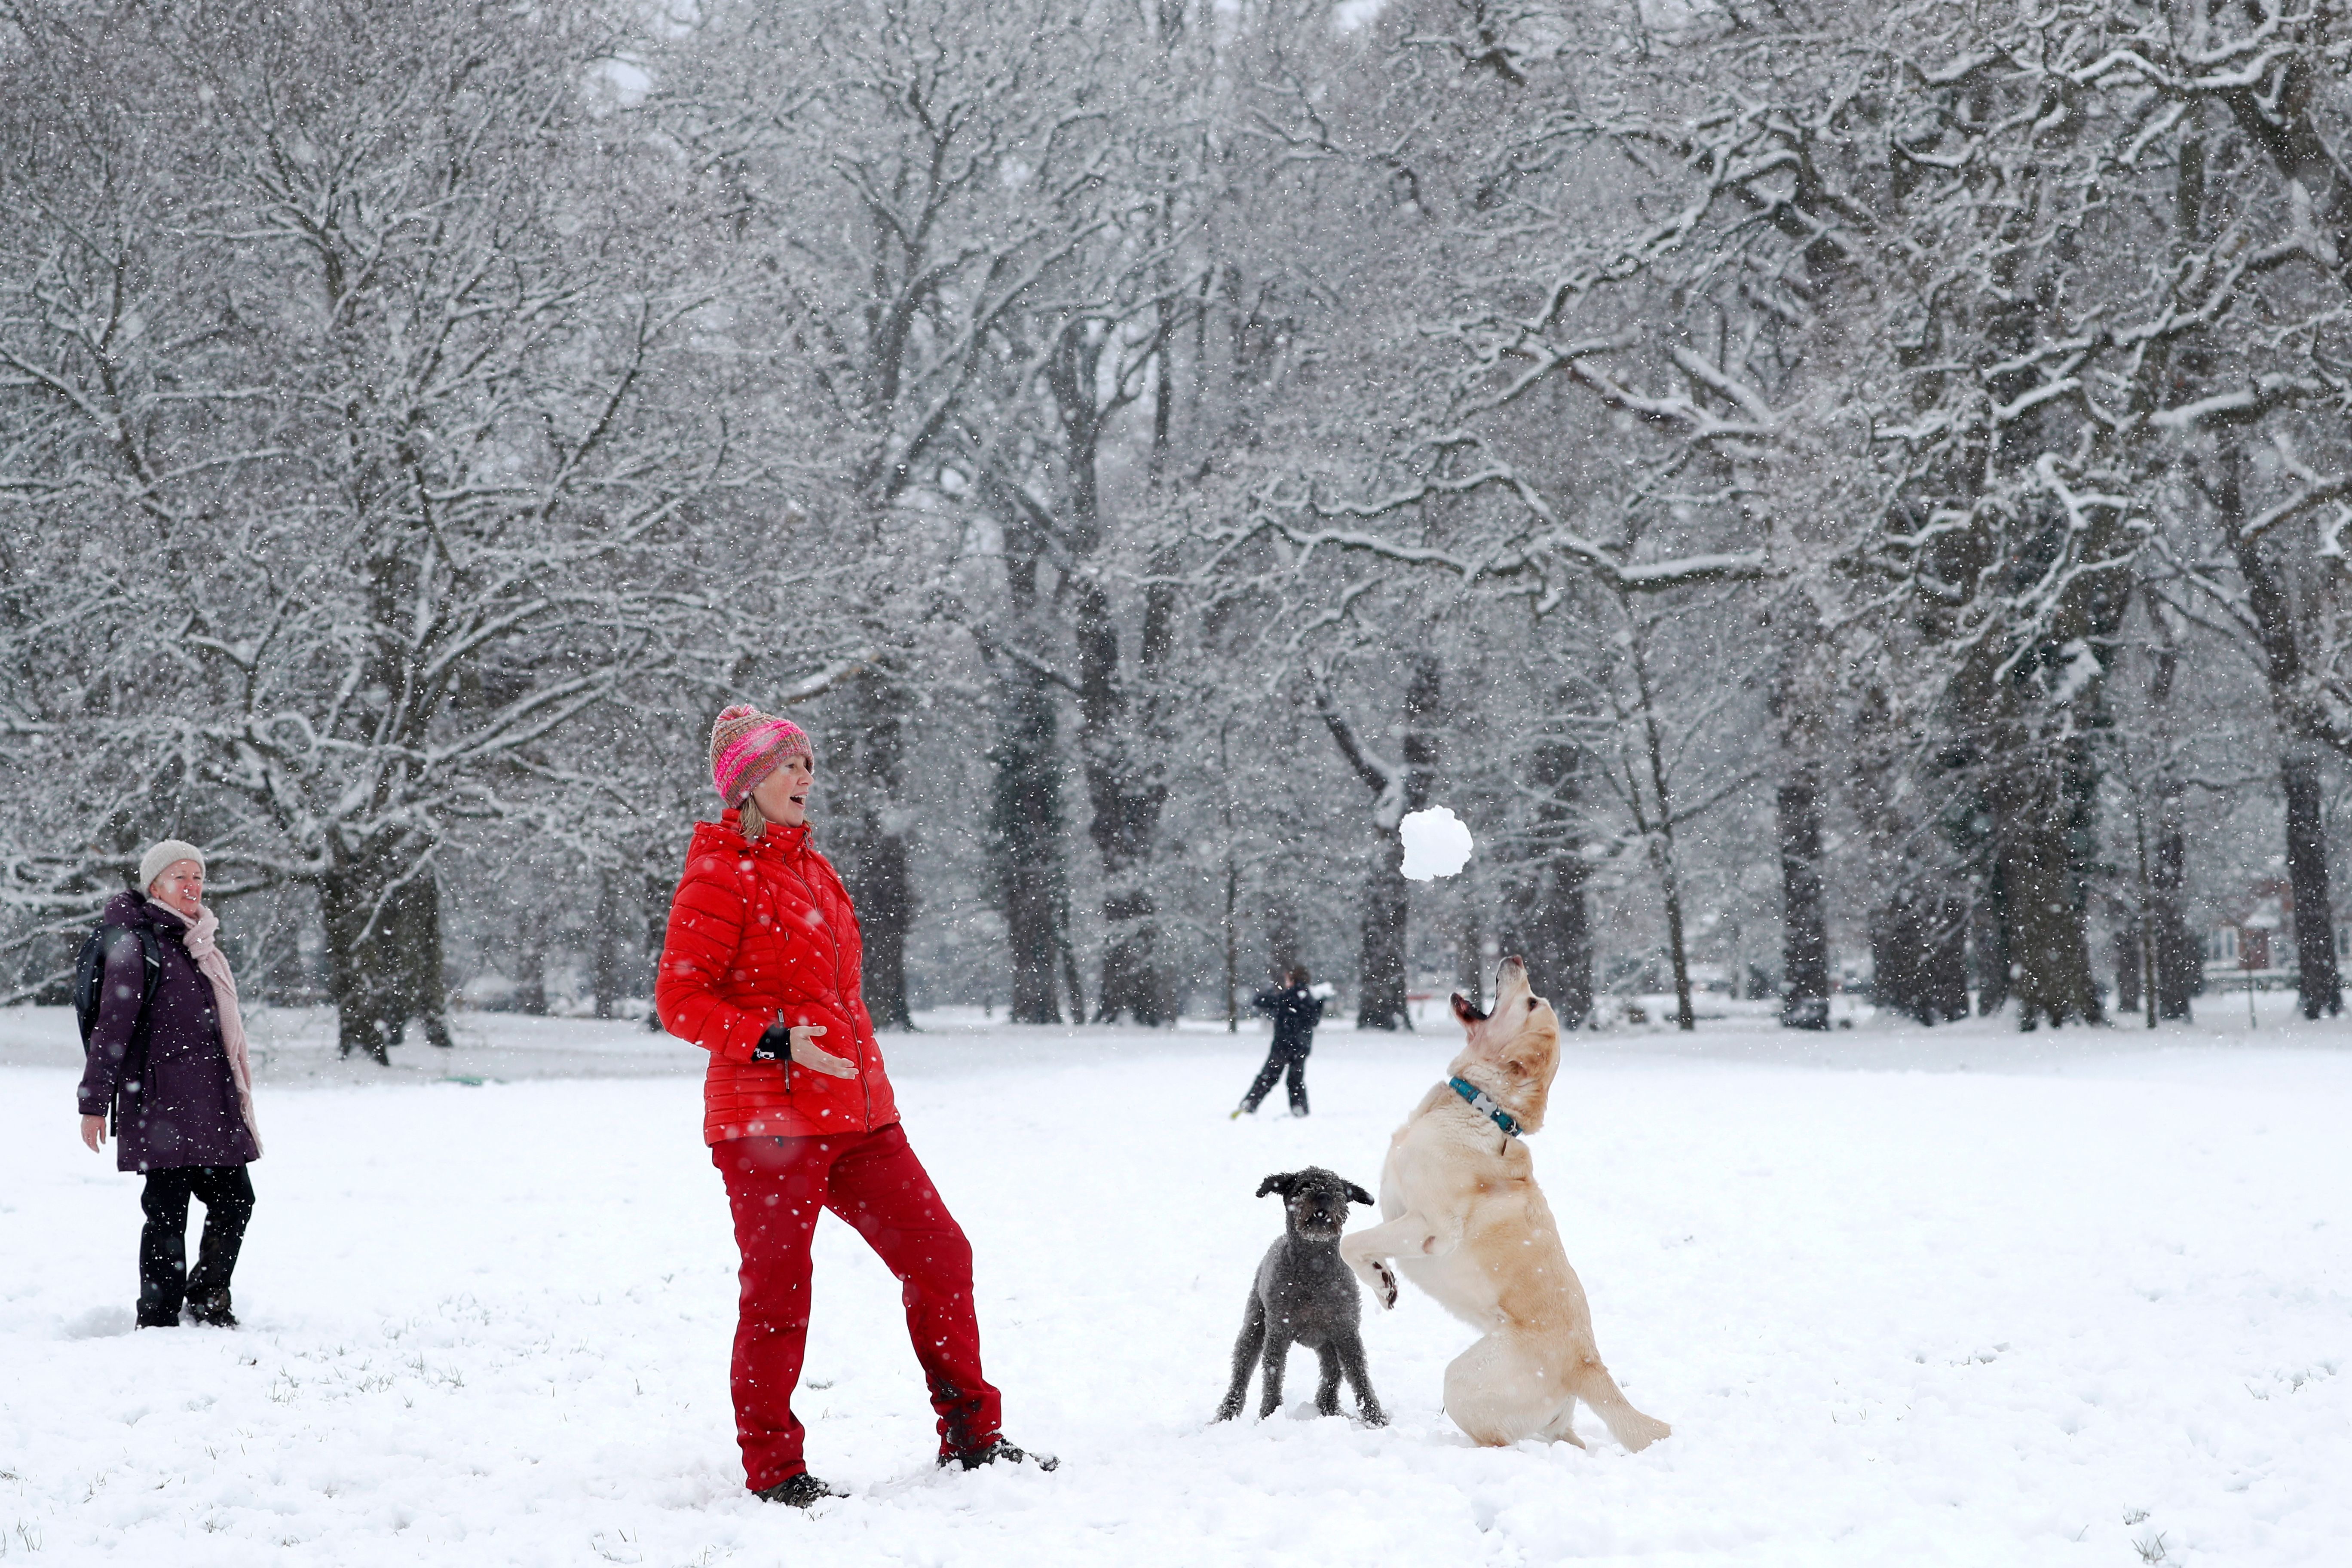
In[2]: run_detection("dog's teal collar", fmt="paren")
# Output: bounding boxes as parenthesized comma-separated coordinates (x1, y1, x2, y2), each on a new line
(1449, 1076, 1522, 1138)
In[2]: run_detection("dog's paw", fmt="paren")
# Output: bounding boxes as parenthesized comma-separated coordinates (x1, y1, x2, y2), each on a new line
(1372, 1261, 1398, 1310)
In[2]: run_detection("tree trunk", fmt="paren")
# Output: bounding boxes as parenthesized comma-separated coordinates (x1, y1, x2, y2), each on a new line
(319, 839, 448, 1062)
(1218, 717, 1243, 1032)
(1095, 885, 1162, 1022)
(592, 869, 623, 1021)
(2213, 447, 2340, 1020)
(1922, 900, 1970, 1019)
(319, 862, 392, 1064)
(391, 870, 453, 1048)
(1776, 770, 1831, 1029)
(2113, 924, 2142, 1017)
(1454, 902, 1484, 1008)
(1059, 934, 1087, 1024)
(1222, 840, 1240, 1032)
(1628, 637, 1695, 1032)
(2150, 788, 2196, 1020)
(1988, 741, 2103, 1028)
(514, 916, 548, 1016)
(1077, 571, 1175, 1025)
(830, 671, 917, 1029)
(1771, 641, 1833, 1028)
(2281, 744, 2344, 1019)
(1971, 863, 2012, 1016)
(1357, 836, 1411, 1029)
(1517, 720, 1592, 1027)
(991, 659, 1069, 1025)
(854, 827, 916, 1028)
(1874, 891, 1969, 1024)
(2137, 611, 2195, 1024)
(1854, 686, 1978, 1024)
(1354, 654, 1439, 1029)
(1658, 864, 1695, 1031)
(1526, 851, 1592, 1028)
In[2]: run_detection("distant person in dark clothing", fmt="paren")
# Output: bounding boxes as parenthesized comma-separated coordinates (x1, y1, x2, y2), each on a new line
(1234, 968, 1326, 1118)
(77, 841, 263, 1329)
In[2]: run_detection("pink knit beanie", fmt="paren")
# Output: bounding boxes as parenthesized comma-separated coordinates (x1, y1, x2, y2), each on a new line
(708, 704, 814, 806)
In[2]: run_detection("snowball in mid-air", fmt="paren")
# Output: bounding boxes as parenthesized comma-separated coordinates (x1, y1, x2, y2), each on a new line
(1399, 805, 1474, 881)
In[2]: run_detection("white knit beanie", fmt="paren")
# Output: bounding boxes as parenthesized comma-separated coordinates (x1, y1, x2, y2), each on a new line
(138, 839, 206, 893)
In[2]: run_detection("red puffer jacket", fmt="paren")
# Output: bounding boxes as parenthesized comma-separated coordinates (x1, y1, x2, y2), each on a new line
(656, 811, 898, 1145)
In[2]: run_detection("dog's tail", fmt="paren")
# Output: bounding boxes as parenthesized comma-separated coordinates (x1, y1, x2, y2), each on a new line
(1566, 1357, 1671, 1452)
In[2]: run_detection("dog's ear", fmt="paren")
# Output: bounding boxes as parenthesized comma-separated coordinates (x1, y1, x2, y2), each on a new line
(1344, 1182, 1376, 1207)
(1452, 992, 1488, 1025)
(1256, 1173, 1295, 1199)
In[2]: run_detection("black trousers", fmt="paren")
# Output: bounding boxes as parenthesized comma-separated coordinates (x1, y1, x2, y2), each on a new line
(139, 1165, 254, 1320)
(1240, 1041, 1311, 1116)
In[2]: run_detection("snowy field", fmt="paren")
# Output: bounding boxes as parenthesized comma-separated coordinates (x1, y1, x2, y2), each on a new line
(3, 999, 2350, 1567)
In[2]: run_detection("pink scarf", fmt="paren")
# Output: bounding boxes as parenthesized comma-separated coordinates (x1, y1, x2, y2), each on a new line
(153, 900, 263, 1157)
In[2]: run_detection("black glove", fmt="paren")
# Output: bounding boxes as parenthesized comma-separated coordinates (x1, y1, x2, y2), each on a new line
(752, 1021, 793, 1064)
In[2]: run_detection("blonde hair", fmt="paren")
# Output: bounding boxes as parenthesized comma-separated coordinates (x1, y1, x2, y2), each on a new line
(737, 797, 769, 840)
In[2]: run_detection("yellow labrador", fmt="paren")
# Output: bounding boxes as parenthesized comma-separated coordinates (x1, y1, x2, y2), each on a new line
(1340, 957, 1669, 1450)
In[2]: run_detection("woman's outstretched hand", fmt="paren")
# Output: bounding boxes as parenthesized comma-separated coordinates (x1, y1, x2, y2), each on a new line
(80, 1114, 107, 1152)
(754, 1022, 856, 1078)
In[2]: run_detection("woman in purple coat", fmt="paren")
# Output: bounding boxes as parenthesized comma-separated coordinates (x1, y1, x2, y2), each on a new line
(77, 841, 263, 1328)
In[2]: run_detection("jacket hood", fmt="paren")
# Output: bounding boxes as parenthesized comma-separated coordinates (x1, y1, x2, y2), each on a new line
(104, 889, 202, 937)
(102, 890, 166, 929)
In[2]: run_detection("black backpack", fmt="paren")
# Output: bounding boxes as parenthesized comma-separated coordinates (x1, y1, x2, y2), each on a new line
(73, 918, 164, 1077)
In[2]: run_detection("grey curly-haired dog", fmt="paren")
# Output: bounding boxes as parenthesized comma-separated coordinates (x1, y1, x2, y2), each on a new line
(1215, 1167, 1385, 1425)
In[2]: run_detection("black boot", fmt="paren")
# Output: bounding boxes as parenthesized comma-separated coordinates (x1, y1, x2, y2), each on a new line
(753, 1473, 841, 1507)
(135, 1303, 180, 1329)
(939, 1438, 1058, 1473)
(186, 1290, 238, 1328)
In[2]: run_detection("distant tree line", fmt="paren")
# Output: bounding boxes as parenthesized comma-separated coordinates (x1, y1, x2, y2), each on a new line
(8, 0, 2352, 1048)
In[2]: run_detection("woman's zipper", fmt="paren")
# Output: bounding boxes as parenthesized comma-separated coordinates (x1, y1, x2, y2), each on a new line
(775, 837, 871, 1130)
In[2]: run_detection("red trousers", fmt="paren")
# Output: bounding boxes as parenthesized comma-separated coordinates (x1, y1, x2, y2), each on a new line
(711, 1121, 1001, 1489)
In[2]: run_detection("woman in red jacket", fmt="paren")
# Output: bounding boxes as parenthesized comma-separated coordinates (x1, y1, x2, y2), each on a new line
(659, 704, 1053, 1507)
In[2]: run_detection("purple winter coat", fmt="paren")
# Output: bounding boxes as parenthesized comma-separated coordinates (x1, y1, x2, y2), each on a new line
(75, 891, 260, 1173)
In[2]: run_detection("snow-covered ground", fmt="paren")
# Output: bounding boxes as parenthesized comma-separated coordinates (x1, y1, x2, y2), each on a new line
(4, 1000, 2349, 1566)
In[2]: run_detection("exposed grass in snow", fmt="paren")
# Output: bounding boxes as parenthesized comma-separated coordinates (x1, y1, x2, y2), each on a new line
(3, 1004, 2349, 1565)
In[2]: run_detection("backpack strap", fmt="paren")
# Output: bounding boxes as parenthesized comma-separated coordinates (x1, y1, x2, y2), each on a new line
(134, 926, 163, 1027)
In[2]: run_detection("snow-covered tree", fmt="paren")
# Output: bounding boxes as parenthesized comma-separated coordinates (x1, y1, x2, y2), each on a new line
(0, 0, 830, 1051)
